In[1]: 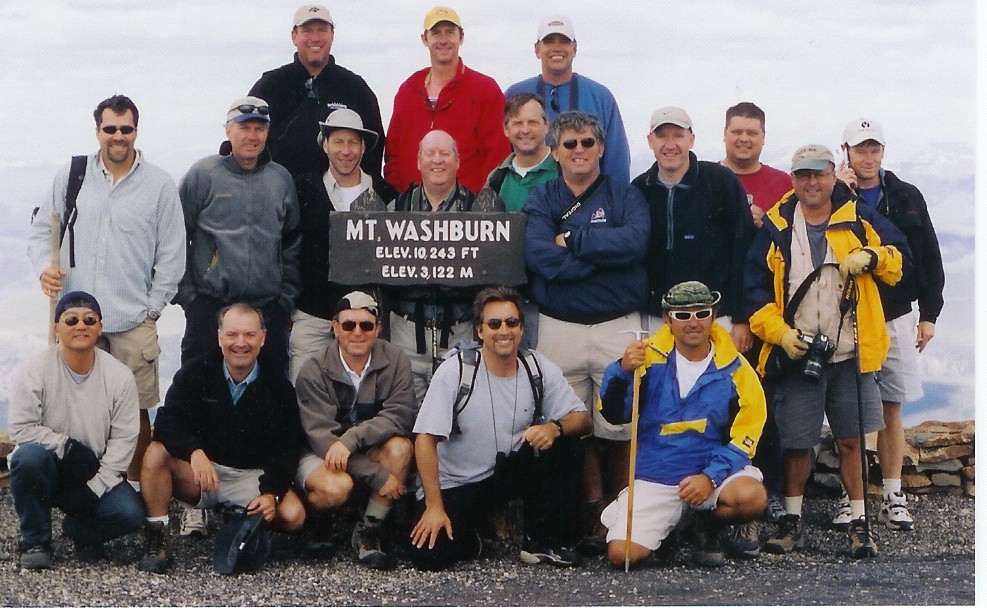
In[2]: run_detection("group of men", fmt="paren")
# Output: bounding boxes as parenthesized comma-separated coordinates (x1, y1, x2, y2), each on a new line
(11, 2, 943, 575)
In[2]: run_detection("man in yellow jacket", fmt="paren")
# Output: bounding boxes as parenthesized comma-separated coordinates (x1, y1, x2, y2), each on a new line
(744, 144, 908, 559)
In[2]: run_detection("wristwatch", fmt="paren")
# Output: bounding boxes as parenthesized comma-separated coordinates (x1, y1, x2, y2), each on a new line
(147, 309, 161, 321)
(551, 419, 565, 436)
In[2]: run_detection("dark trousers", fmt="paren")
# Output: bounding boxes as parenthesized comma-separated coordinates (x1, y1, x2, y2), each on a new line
(180, 295, 290, 375)
(752, 387, 783, 497)
(10, 443, 146, 549)
(407, 436, 583, 571)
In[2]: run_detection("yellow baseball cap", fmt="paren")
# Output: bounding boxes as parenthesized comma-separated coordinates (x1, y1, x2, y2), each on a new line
(424, 6, 462, 30)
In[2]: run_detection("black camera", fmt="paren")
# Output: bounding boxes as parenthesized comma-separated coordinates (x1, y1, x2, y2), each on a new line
(800, 332, 836, 382)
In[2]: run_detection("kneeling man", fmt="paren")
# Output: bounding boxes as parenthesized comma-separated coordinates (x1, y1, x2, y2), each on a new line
(294, 291, 417, 570)
(599, 281, 767, 568)
(138, 302, 305, 573)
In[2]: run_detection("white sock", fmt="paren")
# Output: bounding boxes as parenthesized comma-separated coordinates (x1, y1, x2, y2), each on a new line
(850, 500, 865, 520)
(784, 496, 803, 517)
(364, 499, 390, 524)
(883, 478, 902, 498)
(146, 515, 169, 525)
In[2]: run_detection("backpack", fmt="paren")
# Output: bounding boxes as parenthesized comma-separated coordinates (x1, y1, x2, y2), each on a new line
(31, 155, 86, 268)
(444, 338, 545, 435)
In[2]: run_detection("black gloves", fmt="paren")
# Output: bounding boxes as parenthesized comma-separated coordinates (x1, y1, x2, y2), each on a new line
(54, 438, 101, 516)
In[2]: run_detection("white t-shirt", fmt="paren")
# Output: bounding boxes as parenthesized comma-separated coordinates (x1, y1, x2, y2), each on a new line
(674, 343, 715, 397)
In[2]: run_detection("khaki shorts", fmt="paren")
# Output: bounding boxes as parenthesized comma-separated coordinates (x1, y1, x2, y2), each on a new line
(96, 316, 161, 409)
(876, 311, 924, 403)
(601, 466, 763, 550)
(194, 463, 264, 509)
(289, 309, 334, 383)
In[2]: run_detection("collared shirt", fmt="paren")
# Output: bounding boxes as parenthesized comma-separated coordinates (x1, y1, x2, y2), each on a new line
(322, 169, 373, 212)
(28, 150, 187, 333)
(224, 361, 259, 405)
(493, 151, 558, 212)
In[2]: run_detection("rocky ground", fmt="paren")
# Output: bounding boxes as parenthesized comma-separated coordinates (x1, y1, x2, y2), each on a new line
(0, 489, 974, 606)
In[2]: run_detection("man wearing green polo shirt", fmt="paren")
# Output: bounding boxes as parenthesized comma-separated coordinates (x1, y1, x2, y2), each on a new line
(486, 93, 558, 211)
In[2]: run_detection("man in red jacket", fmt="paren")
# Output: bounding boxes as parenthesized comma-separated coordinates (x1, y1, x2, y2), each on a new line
(383, 6, 510, 193)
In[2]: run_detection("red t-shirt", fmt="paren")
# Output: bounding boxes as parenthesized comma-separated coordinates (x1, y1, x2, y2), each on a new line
(735, 164, 792, 212)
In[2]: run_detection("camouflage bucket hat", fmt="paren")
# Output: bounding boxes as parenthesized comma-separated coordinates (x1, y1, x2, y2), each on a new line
(661, 281, 721, 310)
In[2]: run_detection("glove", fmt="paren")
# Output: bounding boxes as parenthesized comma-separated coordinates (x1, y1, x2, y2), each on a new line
(53, 477, 99, 516)
(780, 328, 809, 360)
(839, 249, 876, 277)
(61, 437, 101, 482)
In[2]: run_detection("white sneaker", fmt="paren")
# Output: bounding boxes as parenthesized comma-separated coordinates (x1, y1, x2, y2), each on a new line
(831, 493, 853, 531)
(879, 492, 914, 531)
(179, 506, 209, 538)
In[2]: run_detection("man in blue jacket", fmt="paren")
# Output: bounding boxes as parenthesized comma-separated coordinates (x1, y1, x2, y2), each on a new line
(598, 281, 767, 569)
(524, 111, 649, 553)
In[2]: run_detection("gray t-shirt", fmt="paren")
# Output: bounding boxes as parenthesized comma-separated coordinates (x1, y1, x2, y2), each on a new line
(805, 220, 829, 269)
(413, 351, 586, 498)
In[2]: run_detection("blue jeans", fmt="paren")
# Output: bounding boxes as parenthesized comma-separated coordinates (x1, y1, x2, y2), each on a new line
(10, 443, 146, 548)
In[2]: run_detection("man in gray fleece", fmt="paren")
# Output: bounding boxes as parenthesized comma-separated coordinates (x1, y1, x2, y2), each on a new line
(175, 96, 301, 374)
(294, 291, 417, 570)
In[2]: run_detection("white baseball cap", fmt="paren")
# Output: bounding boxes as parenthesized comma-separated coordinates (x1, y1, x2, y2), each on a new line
(843, 118, 886, 147)
(649, 106, 692, 132)
(294, 5, 334, 28)
(538, 15, 575, 41)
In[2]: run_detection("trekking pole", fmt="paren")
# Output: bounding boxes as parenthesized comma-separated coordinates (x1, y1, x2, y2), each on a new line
(620, 328, 651, 572)
(48, 212, 60, 345)
(846, 276, 875, 555)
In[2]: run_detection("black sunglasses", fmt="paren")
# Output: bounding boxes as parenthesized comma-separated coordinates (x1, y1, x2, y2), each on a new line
(484, 317, 521, 330)
(235, 104, 270, 116)
(62, 315, 99, 326)
(339, 319, 376, 332)
(561, 137, 596, 150)
(101, 125, 135, 135)
(668, 308, 714, 321)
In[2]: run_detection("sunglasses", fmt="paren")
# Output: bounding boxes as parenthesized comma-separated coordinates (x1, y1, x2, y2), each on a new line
(101, 125, 135, 135)
(235, 104, 270, 116)
(338, 319, 376, 332)
(561, 137, 596, 150)
(62, 315, 99, 326)
(484, 317, 521, 330)
(668, 308, 714, 321)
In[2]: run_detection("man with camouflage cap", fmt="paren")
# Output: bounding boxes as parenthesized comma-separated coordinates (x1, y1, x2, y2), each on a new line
(597, 281, 767, 569)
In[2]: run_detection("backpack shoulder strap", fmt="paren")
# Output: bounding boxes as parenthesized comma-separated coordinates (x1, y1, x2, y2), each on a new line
(450, 347, 480, 435)
(517, 348, 545, 421)
(60, 155, 87, 268)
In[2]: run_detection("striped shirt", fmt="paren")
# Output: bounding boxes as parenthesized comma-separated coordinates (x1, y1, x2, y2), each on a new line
(28, 151, 186, 333)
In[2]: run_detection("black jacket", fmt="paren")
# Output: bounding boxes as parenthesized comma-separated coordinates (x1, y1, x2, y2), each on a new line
(154, 357, 304, 500)
(632, 152, 756, 320)
(250, 54, 386, 179)
(873, 170, 945, 323)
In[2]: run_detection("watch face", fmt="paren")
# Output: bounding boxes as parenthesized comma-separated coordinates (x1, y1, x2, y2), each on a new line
(148, 310, 160, 320)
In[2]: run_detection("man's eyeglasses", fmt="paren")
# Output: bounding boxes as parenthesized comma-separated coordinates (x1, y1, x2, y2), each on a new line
(484, 317, 521, 330)
(792, 169, 834, 181)
(338, 319, 376, 332)
(561, 137, 596, 150)
(668, 308, 714, 322)
(62, 315, 99, 326)
(101, 125, 135, 135)
(549, 86, 561, 113)
(235, 104, 270, 116)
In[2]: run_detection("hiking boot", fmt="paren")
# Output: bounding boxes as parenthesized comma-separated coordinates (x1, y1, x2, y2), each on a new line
(19, 542, 53, 570)
(848, 517, 879, 558)
(724, 522, 760, 559)
(692, 515, 726, 568)
(137, 522, 171, 574)
(351, 518, 393, 570)
(304, 511, 336, 559)
(764, 496, 786, 524)
(879, 492, 914, 531)
(520, 538, 582, 567)
(831, 492, 853, 531)
(179, 506, 209, 538)
(763, 514, 802, 554)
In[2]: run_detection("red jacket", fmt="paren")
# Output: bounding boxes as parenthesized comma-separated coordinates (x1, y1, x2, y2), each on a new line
(384, 60, 510, 193)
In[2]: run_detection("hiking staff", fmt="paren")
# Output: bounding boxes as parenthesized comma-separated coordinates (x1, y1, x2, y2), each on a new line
(48, 211, 60, 345)
(621, 328, 651, 572)
(846, 275, 877, 556)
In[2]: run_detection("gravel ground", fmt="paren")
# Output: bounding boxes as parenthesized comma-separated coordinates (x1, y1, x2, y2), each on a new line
(0, 488, 974, 606)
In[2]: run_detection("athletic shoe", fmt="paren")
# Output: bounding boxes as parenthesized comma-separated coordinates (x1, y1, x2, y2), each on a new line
(19, 542, 53, 570)
(520, 539, 581, 567)
(724, 522, 760, 559)
(879, 492, 914, 531)
(137, 522, 171, 574)
(764, 496, 786, 523)
(351, 517, 393, 570)
(179, 506, 209, 538)
(831, 492, 853, 531)
(848, 517, 879, 558)
(763, 514, 802, 554)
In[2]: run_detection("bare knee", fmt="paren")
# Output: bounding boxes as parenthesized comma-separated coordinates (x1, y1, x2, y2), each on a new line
(307, 472, 354, 510)
(141, 441, 172, 472)
(377, 436, 414, 470)
(607, 540, 651, 569)
(836, 437, 862, 457)
(273, 492, 306, 533)
(718, 478, 768, 522)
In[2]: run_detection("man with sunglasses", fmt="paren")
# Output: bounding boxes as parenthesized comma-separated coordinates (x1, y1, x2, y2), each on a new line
(505, 15, 631, 181)
(9, 291, 146, 569)
(384, 6, 510, 193)
(175, 97, 301, 375)
(409, 286, 591, 571)
(597, 281, 767, 569)
(250, 4, 386, 179)
(27, 94, 186, 494)
(745, 144, 908, 559)
(294, 291, 417, 569)
(524, 111, 649, 555)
